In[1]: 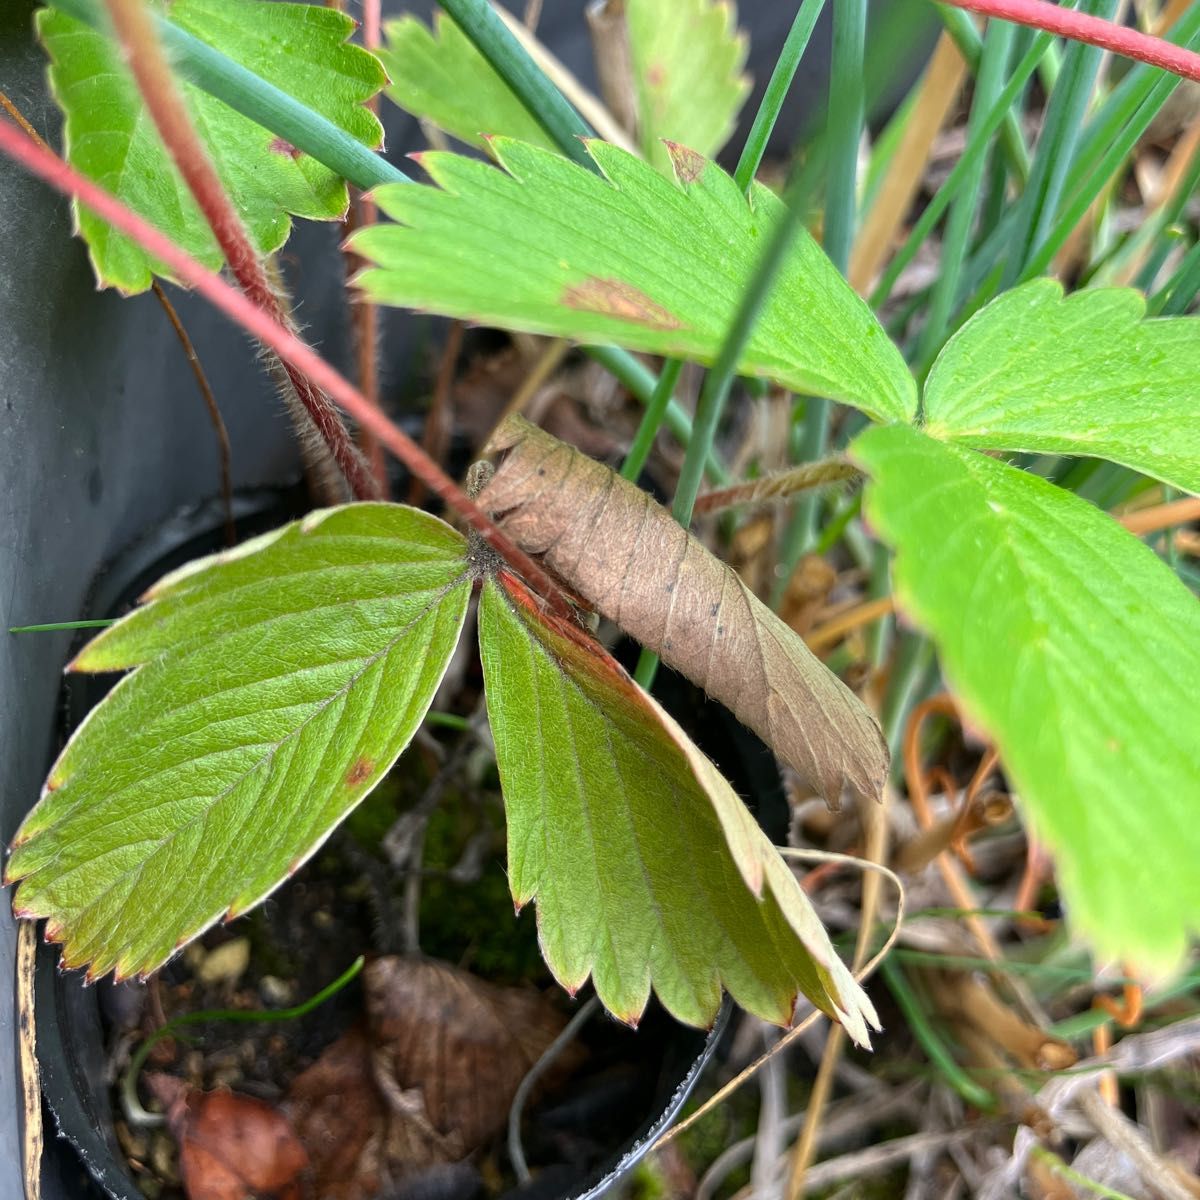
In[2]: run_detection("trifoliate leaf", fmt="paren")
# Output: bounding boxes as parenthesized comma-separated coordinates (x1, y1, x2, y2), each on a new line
(479, 572, 878, 1044)
(625, 0, 750, 173)
(352, 138, 916, 423)
(923, 279, 1200, 495)
(854, 425, 1200, 974)
(7, 505, 470, 979)
(377, 12, 556, 152)
(478, 416, 888, 807)
(39, 0, 387, 293)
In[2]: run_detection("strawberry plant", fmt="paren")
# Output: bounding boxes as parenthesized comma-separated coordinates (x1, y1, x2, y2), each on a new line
(4, 0, 1200, 1077)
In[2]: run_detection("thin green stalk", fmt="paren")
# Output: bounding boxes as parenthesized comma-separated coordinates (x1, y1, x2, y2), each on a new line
(1002, 0, 1120, 286)
(121, 955, 364, 1126)
(880, 957, 998, 1111)
(1152, 237, 1200, 315)
(881, 632, 935, 757)
(584, 346, 726, 484)
(824, 0, 867, 273)
(1018, 62, 1193, 282)
(1031, 1148, 1140, 1200)
(9, 618, 116, 634)
(934, 3, 1032, 183)
(870, 30, 1055, 308)
(635, 158, 824, 689)
(620, 359, 684, 482)
(773, 0, 866, 608)
(51, 0, 410, 191)
(915, 18, 1016, 374)
(733, 0, 826, 192)
(436, 0, 595, 172)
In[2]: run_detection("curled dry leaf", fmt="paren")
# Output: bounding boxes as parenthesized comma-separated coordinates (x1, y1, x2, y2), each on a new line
(147, 1074, 308, 1200)
(478, 416, 888, 807)
(287, 957, 572, 1200)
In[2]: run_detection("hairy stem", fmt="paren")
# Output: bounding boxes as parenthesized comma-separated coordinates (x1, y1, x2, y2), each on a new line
(0, 117, 573, 616)
(103, 0, 379, 501)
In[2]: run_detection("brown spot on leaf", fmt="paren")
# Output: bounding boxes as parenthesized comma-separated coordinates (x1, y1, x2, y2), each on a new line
(646, 62, 666, 87)
(562, 277, 682, 329)
(346, 757, 374, 787)
(665, 141, 706, 185)
(269, 136, 302, 160)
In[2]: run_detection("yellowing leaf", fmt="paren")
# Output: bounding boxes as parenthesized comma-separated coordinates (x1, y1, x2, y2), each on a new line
(480, 573, 877, 1043)
(479, 416, 888, 807)
(7, 505, 471, 979)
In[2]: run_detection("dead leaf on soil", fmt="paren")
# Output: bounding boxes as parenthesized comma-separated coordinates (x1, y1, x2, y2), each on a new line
(147, 1074, 308, 1200)
(287, 958, 573, 1200)
(478, 415, 889, 807)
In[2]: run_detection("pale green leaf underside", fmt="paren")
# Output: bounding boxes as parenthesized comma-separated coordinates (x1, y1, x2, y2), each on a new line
(479, 579, 877, 1042)
(627, 0, 750, 173)
(8, 505, 470, 979)
(353, 138, 916, 423)
(378, 13, 556, 152)
(924, 279, 1200, 495)
(40, 0, 387, 293)
(854, 426, 1200, 973)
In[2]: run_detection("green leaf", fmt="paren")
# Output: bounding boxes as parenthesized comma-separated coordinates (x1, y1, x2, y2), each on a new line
(6, 505, 471, 979)
(854, 425, 1200, 973)
(377, 12, 556, 153)
(40, 0, 387, 293)
(479, 572, 878, 1044)
(923, 279, 1200, 496)
(625, 0, 750, 173)
(352, 138, 916, 423)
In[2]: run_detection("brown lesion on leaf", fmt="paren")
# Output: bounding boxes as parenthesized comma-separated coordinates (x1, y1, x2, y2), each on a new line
(562, 277, 683, 329)
(269, 137, 302, 160)
(346, 756, 375, 787)
(664, 141, 706, 185)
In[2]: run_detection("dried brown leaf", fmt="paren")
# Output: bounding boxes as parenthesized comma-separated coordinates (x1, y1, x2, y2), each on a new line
(147, 1075, 308, 1200)
(478, 416, 888, 806)
(364, 956, 572, 1151)
(287, 958, 572, 1200)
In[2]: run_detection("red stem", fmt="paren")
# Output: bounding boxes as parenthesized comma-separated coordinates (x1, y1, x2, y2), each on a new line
(103, 0, 379, 501)
(941, 0, 1200, 83)
(0, 116, 572, 615)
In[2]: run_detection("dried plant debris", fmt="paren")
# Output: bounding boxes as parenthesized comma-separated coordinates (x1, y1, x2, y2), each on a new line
(287, 957, 573, 1200)
(478, 415, 888, 807)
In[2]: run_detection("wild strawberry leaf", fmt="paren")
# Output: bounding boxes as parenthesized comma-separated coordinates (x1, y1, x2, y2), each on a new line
(39, 0, 387, 293)
(623, 0, 750, 174)
(377, 12, 556, 153)
(479, 416, 888, 807)
(479, 573, 878, 1043)
(6, 505, 471, 980)
(854, 425, 1200, 974)
(352, 138, 916, 423)
(923, 279, 1200, 495)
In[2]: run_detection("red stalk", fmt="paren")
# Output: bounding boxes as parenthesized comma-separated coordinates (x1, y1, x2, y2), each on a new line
(940, 0, 1200, 83)
(103, 0, 379, 501)
(0, 115, 571, 615)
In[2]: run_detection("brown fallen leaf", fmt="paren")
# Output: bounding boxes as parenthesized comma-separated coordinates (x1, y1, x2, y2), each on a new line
(363, 956, 573, 1151)
(147, 1074, 308, 1200)
(478, 415, 889, 807)
(287, 958, 574, 1200)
